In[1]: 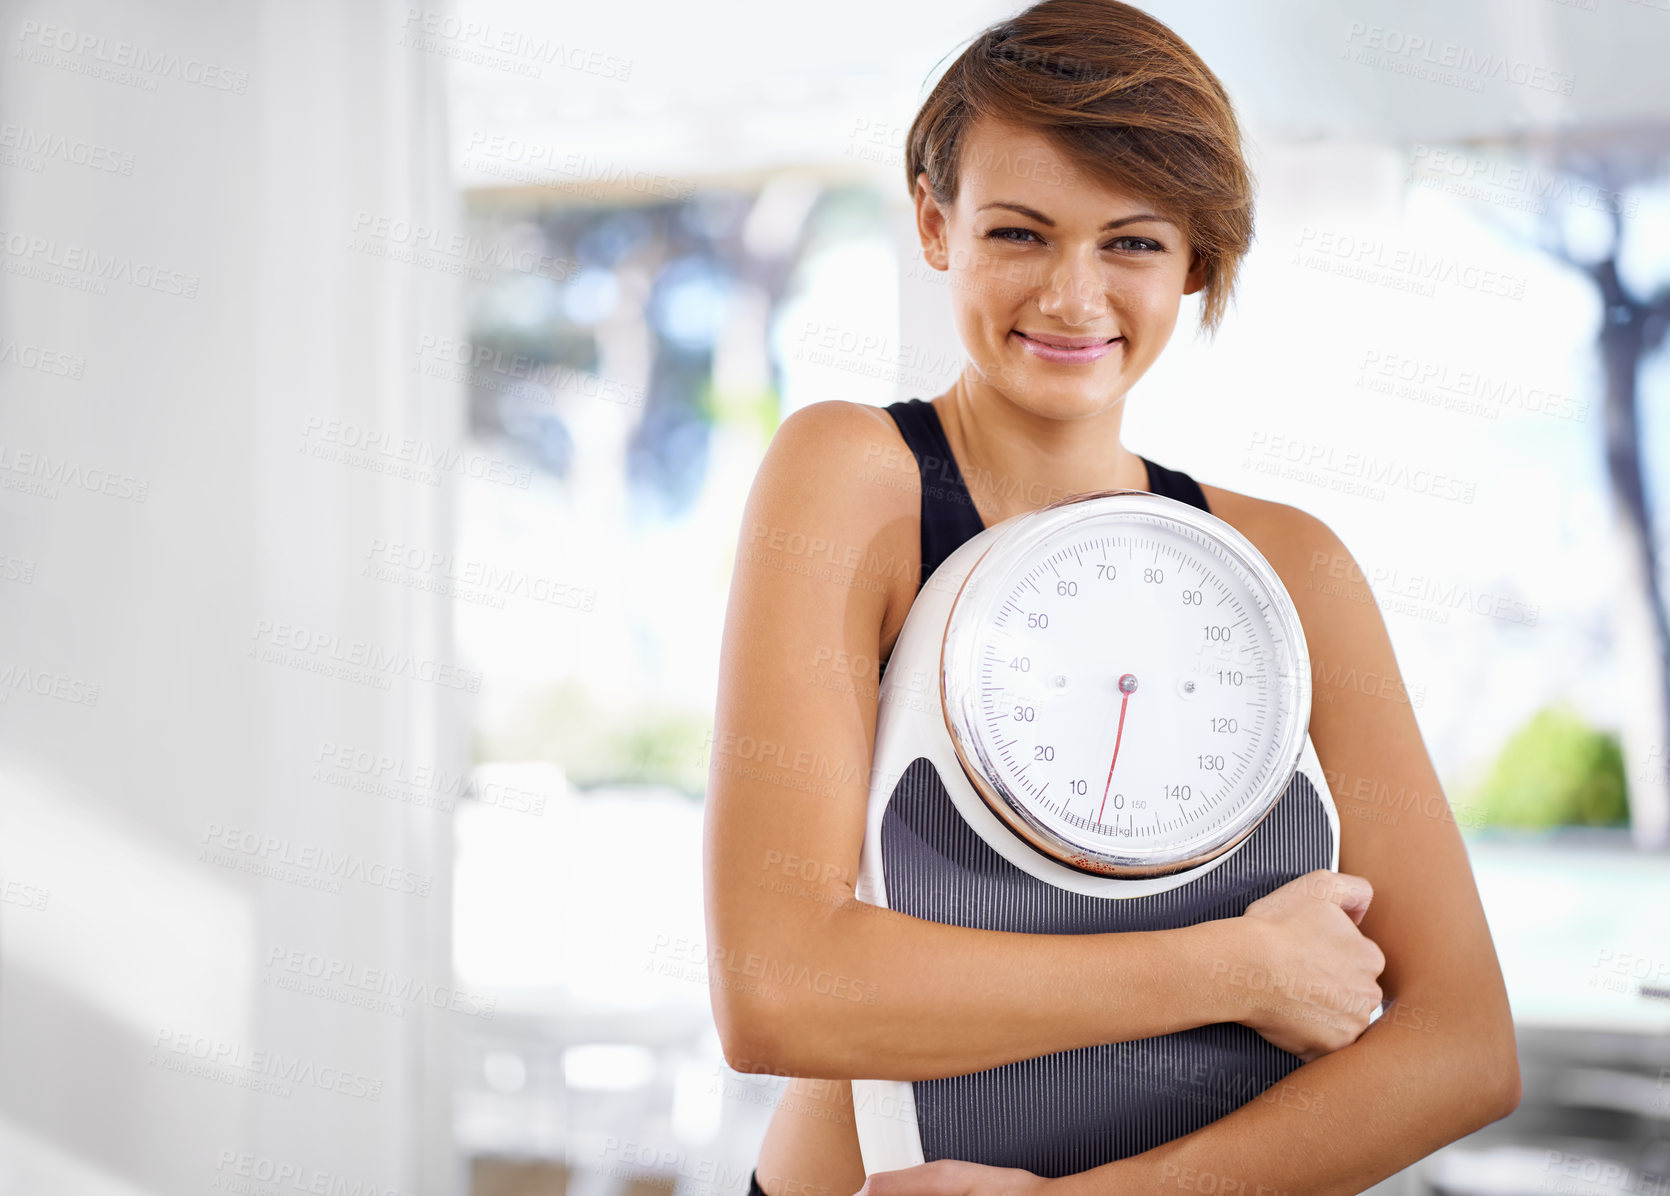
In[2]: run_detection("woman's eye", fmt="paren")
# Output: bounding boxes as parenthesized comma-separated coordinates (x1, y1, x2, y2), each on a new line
(983, 228, 1162, 253)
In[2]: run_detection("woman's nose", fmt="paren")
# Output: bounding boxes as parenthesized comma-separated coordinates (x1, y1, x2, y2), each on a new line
(1035, 254, 1107, 325)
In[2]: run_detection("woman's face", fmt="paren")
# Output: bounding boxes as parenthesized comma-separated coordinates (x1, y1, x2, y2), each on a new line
(914, 115, 1207, 419)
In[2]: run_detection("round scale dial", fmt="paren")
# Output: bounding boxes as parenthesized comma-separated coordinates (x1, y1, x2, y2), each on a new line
(940, 490, 1311, 878)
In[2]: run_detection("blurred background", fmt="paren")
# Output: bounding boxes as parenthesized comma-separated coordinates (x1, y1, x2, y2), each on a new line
(1, 0, 1667, 1193)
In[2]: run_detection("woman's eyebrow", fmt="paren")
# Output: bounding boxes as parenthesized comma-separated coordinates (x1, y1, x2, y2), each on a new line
(975, 200, 1175, 231)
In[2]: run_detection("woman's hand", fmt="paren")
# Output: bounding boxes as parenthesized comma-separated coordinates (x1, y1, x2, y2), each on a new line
(1231, 868, 1387, 1061)
(853, 1160, 1053, 1196)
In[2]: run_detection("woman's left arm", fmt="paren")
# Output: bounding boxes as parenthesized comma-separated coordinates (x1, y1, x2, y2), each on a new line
(859, 507, 1523, 1196)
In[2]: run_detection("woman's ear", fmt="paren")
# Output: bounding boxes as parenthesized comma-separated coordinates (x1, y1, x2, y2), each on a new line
(914, 172, 950, 271)
(1182, 249, 1208, 297)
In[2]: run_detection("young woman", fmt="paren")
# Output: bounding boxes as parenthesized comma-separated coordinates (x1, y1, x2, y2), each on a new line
(702, 3, 1521, 1194)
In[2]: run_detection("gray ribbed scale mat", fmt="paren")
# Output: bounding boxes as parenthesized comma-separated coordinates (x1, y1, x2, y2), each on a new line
(879, 755, 1331, 1176)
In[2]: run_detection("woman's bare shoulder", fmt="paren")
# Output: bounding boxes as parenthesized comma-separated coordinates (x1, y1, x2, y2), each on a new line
(744, 400, 923, 634)
(749, 400, 920, 534)
(1198, 479, 1333, 574)
(763, 399, 914, 477)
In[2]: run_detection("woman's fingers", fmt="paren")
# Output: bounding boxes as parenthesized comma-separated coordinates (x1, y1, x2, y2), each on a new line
(855, 1160, 1050, 1196)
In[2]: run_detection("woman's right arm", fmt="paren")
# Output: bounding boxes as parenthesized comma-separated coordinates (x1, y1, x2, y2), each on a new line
(701, 401, 1381, 1082)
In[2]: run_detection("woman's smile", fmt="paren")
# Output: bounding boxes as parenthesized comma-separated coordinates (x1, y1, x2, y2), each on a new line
(1010, 328, 1125, 364)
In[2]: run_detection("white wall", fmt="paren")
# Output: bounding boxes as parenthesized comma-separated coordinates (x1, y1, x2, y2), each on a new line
(0, 1, 466, 1191)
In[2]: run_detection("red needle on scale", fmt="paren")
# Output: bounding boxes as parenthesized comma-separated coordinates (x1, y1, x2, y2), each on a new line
(1098, 673, 1138, 824)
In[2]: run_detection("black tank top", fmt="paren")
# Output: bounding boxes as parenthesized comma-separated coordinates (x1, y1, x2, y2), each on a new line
(883, 397, 1211, 592)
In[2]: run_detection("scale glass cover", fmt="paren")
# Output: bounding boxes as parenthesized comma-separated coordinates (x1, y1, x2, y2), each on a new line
(938, 488, 1309, 879)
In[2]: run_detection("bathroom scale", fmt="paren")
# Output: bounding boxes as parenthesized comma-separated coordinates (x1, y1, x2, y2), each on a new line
(850, 487, 1350, 1177)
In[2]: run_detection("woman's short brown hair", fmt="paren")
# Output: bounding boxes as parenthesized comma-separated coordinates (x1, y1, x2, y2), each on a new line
(905, 0, 1256, 338)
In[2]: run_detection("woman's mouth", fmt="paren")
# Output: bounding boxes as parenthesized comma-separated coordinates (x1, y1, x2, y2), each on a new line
(1011, 330, 1123, 364)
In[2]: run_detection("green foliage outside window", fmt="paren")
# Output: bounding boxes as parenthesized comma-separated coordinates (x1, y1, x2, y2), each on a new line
(1458, 704, 1630, 829)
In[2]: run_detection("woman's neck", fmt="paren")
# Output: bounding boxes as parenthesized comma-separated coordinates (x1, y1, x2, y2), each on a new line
(933, 373, 1151, 524)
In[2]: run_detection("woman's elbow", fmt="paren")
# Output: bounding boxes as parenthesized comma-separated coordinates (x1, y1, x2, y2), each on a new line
(709, 949, 831, 1076)
(1487, 1045, 1523, 1121)
(713, 992, 793, 1076)
(713, 979, 851, 1079)
(1466, 1018, 1523, 1126)
(705, 902, 853, 1076)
